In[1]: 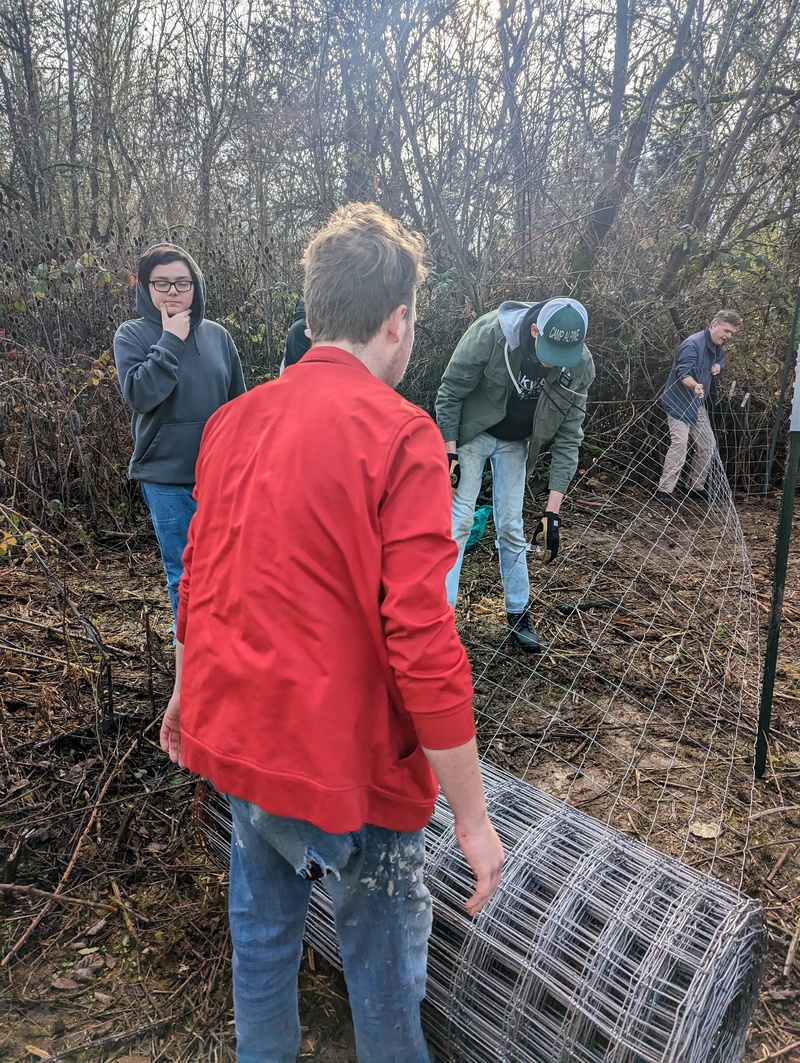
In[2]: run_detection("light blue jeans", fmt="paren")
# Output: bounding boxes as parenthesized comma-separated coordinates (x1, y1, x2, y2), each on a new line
(446, 432, 530, 613)
(226, 796, 433, 1063)
(140, 481, 196, 624)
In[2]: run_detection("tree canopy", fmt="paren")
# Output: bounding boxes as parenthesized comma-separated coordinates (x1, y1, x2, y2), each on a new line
(0, 0, 798, 379)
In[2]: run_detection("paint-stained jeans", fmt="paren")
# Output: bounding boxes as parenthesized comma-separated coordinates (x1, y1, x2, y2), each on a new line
(140, 481, 196, 625)
(226, 796, 434, 1063)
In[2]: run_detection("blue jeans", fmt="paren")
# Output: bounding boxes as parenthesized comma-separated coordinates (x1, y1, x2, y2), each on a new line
(446, 432, 530, 613)
(227, 796, 433, 1063)
(140, 481, 196, 624)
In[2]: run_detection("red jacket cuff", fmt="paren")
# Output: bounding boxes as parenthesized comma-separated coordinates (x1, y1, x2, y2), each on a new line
(412, 699, 476, 750)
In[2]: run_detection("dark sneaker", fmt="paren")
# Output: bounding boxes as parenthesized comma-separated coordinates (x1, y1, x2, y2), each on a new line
(686, 487, 709, 503)
(654, 490, 675, 508)
(507, 610, 541, 652)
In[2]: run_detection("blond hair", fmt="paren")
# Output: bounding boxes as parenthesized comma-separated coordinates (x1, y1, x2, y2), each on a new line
(303, 203, 427, 345)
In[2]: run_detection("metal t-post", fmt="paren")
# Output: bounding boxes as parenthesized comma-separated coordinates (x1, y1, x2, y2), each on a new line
(765, 279, 800, 491)
(756, 341, 800, 777)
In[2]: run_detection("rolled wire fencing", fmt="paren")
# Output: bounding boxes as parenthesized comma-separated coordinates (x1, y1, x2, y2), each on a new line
(194, 763, 766, 1063)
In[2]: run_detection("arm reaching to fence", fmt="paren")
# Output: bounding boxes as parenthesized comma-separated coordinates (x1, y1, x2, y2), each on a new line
(423, 739, 504, 915)
(160, 641, 184, 767)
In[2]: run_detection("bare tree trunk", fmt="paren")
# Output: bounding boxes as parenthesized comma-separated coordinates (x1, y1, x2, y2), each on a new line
(497, 0, 539, 268)
(62, 0, 81, 235)
(378, 37, 482, 312)
(569, 0, 697, 294)
(0, 0, 52, 223)
(656, 0, 800, 299)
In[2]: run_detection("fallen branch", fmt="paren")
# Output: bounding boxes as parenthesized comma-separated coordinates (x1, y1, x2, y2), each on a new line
(1, 721, 157, 967)
(759, 1038, 800, 1061)
(0, 884, 116, 912)
(32, 1015, 178, 1063)
(784, 914, 800, 977)
(749, 805, 800, 820)
(767, 844, 798, 883)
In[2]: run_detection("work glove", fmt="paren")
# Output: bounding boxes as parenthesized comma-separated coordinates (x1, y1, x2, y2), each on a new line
(447, 453, 461, 490)
(533, 512, 561, 564)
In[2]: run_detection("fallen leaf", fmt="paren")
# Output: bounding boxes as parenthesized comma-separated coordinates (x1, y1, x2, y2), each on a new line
(688, 819, 722, 839)
(24, 1048, 51, 1061)
(50, 976, 79, 990)
(94, 991, 113, 1005)
(76, 953, 105, 973)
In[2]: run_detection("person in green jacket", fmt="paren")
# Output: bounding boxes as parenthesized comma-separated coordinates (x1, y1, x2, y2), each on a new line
(435, 298, 594, 651)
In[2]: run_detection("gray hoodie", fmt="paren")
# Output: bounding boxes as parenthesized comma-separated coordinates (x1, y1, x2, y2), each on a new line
(113, 255, 246, 485)
(496, 300, 545, 350)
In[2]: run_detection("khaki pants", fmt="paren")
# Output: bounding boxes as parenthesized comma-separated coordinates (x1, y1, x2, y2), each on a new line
(658, 407, 716, 494)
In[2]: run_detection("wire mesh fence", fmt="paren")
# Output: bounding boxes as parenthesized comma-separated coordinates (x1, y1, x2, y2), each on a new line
(582, 395, 778, 499)
(462, 408, 761, 885)
(420, 763, 765, 1063)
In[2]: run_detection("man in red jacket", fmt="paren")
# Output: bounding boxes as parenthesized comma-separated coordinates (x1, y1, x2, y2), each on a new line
(160, 202, 503, 1063)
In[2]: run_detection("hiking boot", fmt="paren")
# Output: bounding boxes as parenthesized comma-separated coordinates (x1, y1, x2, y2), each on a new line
(654, 490, 675, 508)
(507, 610, 541, 652)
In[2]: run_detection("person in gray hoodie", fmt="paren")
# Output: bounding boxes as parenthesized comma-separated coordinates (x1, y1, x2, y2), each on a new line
(436, 298, 593, 651)
(114, 243, 246, 623)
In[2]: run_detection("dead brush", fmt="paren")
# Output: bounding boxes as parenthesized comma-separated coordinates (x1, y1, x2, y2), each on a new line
(0, 344, 140, 541)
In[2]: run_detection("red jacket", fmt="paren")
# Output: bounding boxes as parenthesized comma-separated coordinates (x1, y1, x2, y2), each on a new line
(177, 346, 475, 833)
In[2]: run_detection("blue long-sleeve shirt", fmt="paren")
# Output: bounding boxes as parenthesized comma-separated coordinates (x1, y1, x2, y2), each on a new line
(660, 328, 724, 425)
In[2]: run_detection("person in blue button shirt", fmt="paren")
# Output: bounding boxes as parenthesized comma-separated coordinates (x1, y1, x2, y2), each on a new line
(655, 309, 741, 509)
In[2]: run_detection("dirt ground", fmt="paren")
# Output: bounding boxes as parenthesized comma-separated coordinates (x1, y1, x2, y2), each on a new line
(0, 494, 798, 1062)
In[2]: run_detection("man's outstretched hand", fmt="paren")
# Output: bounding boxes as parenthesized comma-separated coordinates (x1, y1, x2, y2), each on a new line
(455, 814, 504, 916)
(160, 689, 184, 767)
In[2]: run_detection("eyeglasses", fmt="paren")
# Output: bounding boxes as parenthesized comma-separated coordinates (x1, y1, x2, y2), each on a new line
(150, 279, 194, 293)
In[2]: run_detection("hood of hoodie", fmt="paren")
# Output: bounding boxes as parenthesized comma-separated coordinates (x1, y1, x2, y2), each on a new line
(496, 300, 546, 351)
(135, 245, 207, 330)
(291, 296, 306, 325)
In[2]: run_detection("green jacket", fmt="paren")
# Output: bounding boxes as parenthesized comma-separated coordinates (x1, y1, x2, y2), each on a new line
(435, 304, 595, 494)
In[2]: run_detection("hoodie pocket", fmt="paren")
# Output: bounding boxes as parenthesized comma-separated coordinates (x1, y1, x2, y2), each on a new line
(138, 421, 206, 482)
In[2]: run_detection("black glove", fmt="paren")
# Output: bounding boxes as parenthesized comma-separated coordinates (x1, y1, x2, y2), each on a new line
(533, 511, 561, 564)
(447, 452, 461, 490)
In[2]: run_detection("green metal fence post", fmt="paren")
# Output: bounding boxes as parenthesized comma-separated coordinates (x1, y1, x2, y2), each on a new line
(756, 342, 800, 777)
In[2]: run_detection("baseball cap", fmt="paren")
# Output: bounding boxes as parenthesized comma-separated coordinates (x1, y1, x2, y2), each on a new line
(534, 298, 588, 367)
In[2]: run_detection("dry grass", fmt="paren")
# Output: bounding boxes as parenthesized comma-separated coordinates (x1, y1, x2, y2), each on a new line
(0, 501, 798, 1062)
